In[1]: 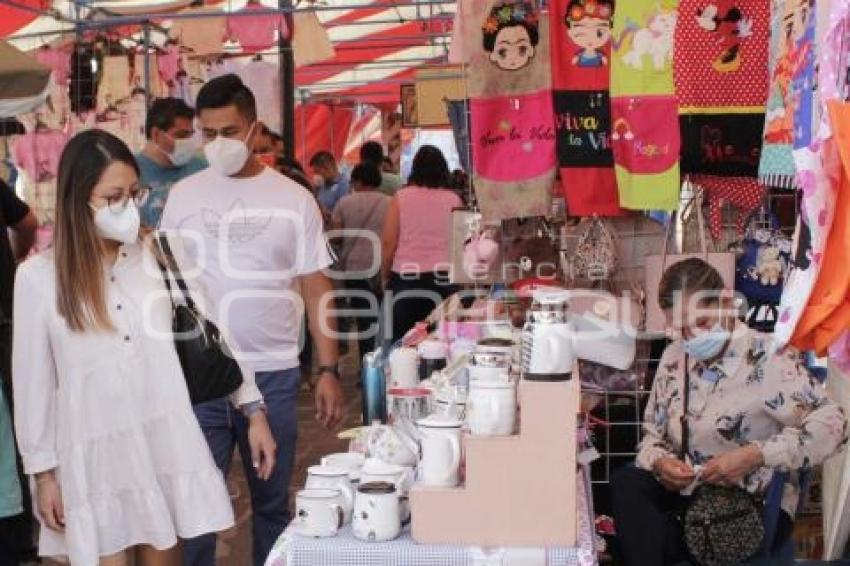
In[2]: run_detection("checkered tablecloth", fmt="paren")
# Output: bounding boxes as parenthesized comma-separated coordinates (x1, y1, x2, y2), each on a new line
(265, 471, 597, 566)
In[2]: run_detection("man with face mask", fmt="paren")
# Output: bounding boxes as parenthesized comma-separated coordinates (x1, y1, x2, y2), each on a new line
(160, 74, 345, 566)
(135, 97, 206, 228)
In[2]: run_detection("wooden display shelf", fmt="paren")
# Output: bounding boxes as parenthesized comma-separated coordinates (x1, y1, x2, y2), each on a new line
(411, 377, 579, 547)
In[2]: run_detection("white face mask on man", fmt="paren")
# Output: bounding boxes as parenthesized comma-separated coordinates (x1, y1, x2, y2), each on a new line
(159, 134, 199, 167)
(91, 201, 141, 245)
(204, 122, 256, 176)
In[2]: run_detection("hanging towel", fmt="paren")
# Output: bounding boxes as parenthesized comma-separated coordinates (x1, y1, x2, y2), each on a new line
(759, 0, 817, 188)
(790, 101, 850, 355)
(774, 0, 849, 349)
(462, 0, 556, 220)
(674, 0, 769, 179)
(609, 0, 681, 211)
(471, 91, 555, 219)
(549, 0, 622, 217)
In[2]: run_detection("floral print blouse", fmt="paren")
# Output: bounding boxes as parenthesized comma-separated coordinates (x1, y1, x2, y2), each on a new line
(637, 322, 847, 515)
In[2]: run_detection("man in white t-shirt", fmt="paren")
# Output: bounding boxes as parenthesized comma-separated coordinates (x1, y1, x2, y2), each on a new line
(160, 74, 345, 566)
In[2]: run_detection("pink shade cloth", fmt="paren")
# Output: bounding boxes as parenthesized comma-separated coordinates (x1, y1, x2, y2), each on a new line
(228, 3, 290, 51)
(471, 91, 557, 182)
(392, 186, 463, 274)
(157, 44, 182, 84)
(12, 130, 68, 183)
(34, 46, 71, 85)
(690, 174, 766, 240)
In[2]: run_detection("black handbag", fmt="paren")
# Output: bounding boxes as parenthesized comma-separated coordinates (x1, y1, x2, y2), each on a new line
(680, 355, 765, 566)
(155, 234, 243, 404)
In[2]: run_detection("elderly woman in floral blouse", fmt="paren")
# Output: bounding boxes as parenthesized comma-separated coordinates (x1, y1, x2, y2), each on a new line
(612, 258, 847, 566)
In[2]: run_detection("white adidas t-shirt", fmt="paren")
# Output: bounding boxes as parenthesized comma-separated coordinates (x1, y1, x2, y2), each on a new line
(161, 166, 332, 372)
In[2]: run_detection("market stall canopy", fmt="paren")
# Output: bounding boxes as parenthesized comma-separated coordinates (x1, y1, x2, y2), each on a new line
(0, 0, 455, 105)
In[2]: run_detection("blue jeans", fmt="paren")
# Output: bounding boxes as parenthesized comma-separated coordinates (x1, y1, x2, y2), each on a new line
(183, 368, 301, 566)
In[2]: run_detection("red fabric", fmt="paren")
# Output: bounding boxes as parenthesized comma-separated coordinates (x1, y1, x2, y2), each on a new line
(550, 0, 613, 90)
(295, 104, 354, 165)
(0, 2, 39, 36)
(674, 0, 770, 109)
(549, 0, 622, 217)
(690, 174, 765, 240)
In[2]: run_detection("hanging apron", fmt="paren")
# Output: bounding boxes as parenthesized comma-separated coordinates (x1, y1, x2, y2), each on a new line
(549, 0, 622, 216)
(609, 0, 681, 211)
(462, 0, 556, 221)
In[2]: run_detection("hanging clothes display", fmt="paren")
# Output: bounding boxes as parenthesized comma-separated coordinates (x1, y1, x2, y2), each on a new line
(549, 0, 622, 217)
(790, 101, 850, 355)
(170, 7, 227, 56)
(96, 55, 132, 112)
(34, 45, 71, 86)
(773, 0, 848, 349)
(237, 59, 281, 134)
(609, 0, 681, 211)
(758, 0, 817, 188)
(227, 2, 289, 52)
(292, 10, 336, 68)
(157, 42, 183, 88)
(462, 0, 556, 220)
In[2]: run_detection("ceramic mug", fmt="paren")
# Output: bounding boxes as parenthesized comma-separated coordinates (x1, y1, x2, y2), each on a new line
(417, 414, 462, 487)
(360, 460, 415, 522)
(353, 481, 403, 542)
(293, 488, 344, 538)
(467, 381, 517, 436)
(305, 465, 355, 524)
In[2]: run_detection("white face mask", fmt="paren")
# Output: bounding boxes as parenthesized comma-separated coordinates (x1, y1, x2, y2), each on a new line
(91, 202, 140, 245)
(204, 122, 256, 176)
(160, 134, 199, 167)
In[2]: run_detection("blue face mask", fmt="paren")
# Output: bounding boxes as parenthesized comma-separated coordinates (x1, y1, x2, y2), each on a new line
(682, 322, 731, 361)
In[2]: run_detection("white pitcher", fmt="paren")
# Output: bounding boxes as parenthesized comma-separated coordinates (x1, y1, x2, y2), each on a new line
(416, 414, 462, 487)
(467, 380, 516, 436)
(353, 481, 402, 542)
(305, 465, 355, 524)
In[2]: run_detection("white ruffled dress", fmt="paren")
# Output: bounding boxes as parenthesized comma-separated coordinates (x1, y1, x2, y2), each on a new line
(12, 242, 260, 565)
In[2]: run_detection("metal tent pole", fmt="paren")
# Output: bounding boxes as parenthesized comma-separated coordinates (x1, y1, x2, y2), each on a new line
(280, 0, 295, 159)
(143, 22, 152, 110)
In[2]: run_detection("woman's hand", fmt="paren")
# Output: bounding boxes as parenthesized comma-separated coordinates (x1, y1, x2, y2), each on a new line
(653, 457, 696, 492)
(702, 444, 764, 487)
(247, 412, 277, 481)
(35, 471, 65, 532)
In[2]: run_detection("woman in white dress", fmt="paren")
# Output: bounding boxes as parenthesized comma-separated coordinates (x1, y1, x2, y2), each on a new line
(12, 129, 277, 565)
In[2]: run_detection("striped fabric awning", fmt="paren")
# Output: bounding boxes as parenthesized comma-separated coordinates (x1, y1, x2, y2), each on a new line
(0, 0, 456, 104)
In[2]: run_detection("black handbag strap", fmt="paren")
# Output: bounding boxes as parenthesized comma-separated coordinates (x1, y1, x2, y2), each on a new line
(680, 353, 690, 462)
(155, 233, 196, 311)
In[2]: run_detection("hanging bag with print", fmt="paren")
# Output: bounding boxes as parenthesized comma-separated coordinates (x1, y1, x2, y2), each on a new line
(644, 190, 736, 333)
